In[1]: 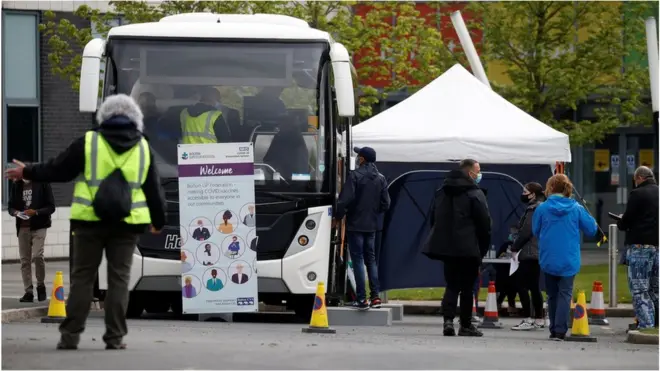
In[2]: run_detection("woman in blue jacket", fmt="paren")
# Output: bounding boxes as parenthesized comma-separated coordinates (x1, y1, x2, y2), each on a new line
(532, 174, 598, 341)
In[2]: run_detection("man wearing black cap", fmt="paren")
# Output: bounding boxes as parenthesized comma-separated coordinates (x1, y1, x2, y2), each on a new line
(334, 146, 390, 310)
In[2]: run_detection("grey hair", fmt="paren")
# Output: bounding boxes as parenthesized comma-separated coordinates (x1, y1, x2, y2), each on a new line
(96, 94, 144, 132)
(634, 166, 655, 180)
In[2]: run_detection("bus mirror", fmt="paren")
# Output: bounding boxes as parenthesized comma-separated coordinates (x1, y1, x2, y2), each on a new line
(79, 38, 105, 113)
(349, 156, 357, 171)
(330, 43, 355, 118)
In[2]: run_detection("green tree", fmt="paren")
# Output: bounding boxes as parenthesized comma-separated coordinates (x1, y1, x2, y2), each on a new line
(39, 1, 458, 118)
(468, 1, 653, 145)
(348, 2, 459, 116)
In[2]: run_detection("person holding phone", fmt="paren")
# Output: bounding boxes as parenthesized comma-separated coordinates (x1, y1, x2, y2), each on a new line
(8, 177, 55, 303)
(616, 166, 659, 329)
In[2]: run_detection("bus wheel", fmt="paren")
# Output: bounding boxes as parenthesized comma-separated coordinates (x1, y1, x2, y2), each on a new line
(170, 297, 183, 315)
(125, 292, 144, 319)
(290, 295, 314, 322)
(144, 300, 171, 314)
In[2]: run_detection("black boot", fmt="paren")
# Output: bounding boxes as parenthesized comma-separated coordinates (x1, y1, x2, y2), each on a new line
(37, 285, 47, 302)
(458, 324, 484, 337)
(443, 321, 456, 336)
(19, 292, 34, 303)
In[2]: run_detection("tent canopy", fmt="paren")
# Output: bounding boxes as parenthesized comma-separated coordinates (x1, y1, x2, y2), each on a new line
(352, 64, 571, 165)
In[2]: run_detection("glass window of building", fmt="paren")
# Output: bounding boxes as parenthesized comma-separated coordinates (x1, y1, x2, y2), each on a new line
(2, 12, 40, 205)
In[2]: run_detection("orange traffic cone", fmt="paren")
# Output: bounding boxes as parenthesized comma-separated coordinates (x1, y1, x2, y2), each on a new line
(302, 282, 336, 334)
(588, 281, 609, 326)
(478, 281, 502, 329)
(41, 271, 67, 323)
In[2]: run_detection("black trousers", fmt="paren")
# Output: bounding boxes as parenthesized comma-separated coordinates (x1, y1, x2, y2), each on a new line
(515, 259, 544, 319)
(442, 257, 481, 327)
(59, 225, 138, 346)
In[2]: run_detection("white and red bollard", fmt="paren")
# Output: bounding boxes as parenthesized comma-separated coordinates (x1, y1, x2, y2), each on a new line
(588, 281, 610, 326)
(478, 281, 503, 329)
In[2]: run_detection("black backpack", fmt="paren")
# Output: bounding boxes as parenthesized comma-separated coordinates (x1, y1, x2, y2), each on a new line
(91, 147, 137, 223)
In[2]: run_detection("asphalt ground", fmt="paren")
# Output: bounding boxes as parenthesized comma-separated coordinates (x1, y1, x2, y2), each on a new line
(2, 314, 657, 370)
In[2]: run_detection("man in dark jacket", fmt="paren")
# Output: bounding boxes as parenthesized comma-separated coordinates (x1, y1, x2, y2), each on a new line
(8, 179, 55, 302)
(617, 166, 659, 329)
(6, 94, 166, 350)
(334, 146, 390, 310)
(422, 159, 491, 336)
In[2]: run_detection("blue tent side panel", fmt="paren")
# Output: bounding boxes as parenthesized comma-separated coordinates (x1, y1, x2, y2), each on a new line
(375, 163, 552, 291)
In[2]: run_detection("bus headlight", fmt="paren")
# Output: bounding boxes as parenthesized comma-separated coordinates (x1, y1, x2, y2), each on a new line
(284, 211, 323, 258)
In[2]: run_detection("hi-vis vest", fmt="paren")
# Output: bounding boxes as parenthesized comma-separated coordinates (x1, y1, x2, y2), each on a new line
(180, 109, 221, 144)
(70, 131, 151, 224)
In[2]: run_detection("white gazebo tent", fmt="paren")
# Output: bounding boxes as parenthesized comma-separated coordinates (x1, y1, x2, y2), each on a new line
(352, 64, 571, 165)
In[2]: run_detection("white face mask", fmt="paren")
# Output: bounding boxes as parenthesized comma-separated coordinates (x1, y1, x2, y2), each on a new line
(23, 179, 30, 184)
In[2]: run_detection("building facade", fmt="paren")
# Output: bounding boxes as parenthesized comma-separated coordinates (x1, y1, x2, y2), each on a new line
(1, 1, 110, 260)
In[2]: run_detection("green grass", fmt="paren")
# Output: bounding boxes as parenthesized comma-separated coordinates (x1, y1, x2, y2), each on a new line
(386, 264, 630, 304)
(639, 328, 659, 335)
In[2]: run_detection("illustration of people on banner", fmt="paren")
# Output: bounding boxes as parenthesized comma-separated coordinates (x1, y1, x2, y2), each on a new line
(177, 143, 258, 314)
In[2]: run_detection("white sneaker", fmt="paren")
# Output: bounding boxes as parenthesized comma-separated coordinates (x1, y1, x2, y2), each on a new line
(512, 319, 537, 331)
(534, 319, 545, 329)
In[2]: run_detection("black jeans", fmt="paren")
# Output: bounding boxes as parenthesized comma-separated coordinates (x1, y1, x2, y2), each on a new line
(515, 260, 544, 319)
(442, 257, 480, 327)
(59, 226, 138, 347)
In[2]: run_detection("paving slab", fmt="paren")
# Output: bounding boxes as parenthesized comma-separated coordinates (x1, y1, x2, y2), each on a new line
(380, 303, 404, 321)
(327, 307, 392, 327)
(627, 330, 659, 345)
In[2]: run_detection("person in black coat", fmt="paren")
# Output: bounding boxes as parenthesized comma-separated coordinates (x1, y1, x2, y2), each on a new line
(617, 166, 659, 329)
(8, 179, 55, 303)
(510, 182, 545, 330)
(422, 159, 491, 337)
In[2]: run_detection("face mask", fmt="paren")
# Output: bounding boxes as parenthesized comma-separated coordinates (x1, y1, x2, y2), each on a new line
(355, 157, 361, 168)
(474, 173, 482, 184)
(520, 194, 530, 203)
(23, 179, 30, 184)
(508, 233, 514, 241)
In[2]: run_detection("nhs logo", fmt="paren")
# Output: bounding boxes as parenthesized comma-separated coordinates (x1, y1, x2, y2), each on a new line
(237, 297, 255, 306)
(164, 234, 181, 249)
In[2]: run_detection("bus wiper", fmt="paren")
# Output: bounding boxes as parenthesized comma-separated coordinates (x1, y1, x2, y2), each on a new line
(161, 177, 178, 186)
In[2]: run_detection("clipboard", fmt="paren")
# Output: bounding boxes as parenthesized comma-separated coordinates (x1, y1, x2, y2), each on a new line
(608, 212, 622, 221)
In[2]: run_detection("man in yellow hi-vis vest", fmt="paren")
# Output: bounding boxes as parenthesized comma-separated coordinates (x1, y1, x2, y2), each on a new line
(180, 87, 232, 144)
(6, 94, 166, 351)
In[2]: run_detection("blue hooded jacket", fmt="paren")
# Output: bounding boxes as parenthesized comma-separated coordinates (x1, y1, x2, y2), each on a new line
(532, 195, 598, 277)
